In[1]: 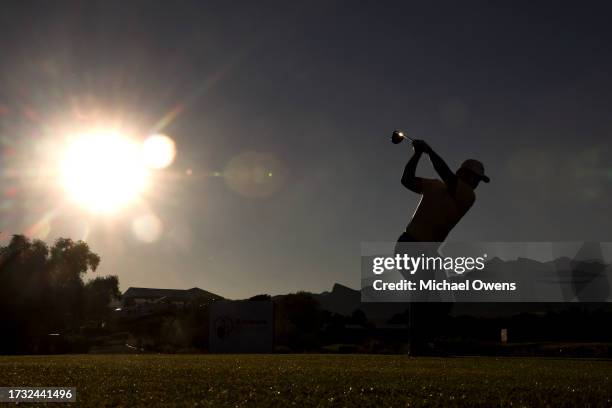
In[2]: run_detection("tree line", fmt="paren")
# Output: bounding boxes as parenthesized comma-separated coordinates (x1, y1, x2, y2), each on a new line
(0, 234, 119, 354)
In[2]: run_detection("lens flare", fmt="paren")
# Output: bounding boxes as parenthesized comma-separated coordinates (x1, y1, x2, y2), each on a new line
(224, 152, 287, 198)
(143, 134, 176, 169)
(132, 213, 163, 243)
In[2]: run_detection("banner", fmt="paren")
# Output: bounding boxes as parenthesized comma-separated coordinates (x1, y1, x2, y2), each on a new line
(209, 301, 274, 353)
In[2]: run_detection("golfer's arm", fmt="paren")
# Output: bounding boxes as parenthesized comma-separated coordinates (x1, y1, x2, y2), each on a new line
(428, 150, 457, 192)
(401, 151, 424, 193)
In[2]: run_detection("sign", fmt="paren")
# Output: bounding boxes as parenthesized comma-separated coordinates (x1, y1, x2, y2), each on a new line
(209, 301, 273, 353)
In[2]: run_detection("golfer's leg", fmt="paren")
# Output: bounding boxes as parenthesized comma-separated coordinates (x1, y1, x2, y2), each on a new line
(394, 232, 423, 356)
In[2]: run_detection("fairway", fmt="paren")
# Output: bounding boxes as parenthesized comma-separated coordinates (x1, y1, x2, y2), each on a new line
(1, 355, 611, 407)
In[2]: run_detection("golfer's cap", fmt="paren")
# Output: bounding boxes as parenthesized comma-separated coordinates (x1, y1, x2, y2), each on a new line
(460, 159, 490, 183)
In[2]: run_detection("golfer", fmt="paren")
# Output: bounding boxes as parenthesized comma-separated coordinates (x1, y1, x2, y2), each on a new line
(396, 139, 489, 355)
(398, 139, 489, 245)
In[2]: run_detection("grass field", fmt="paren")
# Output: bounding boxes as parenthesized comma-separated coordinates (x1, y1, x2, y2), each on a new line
(1, 355, 611, 407)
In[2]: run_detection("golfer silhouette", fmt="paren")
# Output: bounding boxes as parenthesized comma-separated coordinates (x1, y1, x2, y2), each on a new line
(395, 138, 489, 355)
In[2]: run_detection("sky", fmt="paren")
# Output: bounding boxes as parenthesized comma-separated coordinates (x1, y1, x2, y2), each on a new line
(1, 1, 611, 298)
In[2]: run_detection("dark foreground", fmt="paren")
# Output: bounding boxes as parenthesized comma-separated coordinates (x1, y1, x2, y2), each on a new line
(1, 354, 611, 407)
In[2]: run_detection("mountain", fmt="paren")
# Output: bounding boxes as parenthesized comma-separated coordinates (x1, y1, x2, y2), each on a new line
(311, 283, 360, 316)
(311, 283, 408, 321)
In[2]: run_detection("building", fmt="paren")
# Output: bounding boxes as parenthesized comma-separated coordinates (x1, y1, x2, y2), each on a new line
(122, 287, 223, 308)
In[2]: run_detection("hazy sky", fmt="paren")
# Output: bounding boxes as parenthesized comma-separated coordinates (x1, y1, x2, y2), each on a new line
(1, 1, 611, 298)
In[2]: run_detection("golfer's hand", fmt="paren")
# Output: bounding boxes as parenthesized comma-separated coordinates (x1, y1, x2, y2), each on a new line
(412, 140, 431, 154)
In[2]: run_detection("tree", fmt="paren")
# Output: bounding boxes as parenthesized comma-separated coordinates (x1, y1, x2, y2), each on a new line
(84, 276, 121, 319)
(274, 292, 321, 351)
(0, 234, 111, 353)
(249, 294, 272, 301)
(350, 309, 368, 327)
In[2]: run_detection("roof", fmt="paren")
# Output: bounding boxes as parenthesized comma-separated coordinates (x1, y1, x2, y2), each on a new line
(123, 287, 223, 301)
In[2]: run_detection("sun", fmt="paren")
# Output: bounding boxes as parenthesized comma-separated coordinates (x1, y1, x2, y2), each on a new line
(61, 130, 150, 213)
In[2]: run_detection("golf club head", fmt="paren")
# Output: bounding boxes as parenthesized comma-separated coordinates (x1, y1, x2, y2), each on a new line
(391, 130, 406, 144)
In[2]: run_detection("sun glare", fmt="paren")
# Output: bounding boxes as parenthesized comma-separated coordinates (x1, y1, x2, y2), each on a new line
(61, 131, 150, 213)
(143, 134, 176, 169)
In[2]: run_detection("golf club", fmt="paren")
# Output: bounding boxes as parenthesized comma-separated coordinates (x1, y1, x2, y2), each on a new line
(391, 130, 414, 144)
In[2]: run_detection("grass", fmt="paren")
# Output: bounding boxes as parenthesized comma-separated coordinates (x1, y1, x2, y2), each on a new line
(1, 354, 611, 407)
